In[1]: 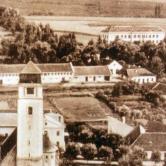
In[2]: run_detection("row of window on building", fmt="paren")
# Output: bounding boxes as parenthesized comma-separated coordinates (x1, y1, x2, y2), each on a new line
(0, 72, 72, 77)
(116, 34, 159, 39)
(43, 72, 72, 76)
(134, 77, 155, 83)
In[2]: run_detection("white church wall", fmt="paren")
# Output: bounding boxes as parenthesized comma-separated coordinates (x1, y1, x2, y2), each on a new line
(43, 151, 57, 166)
(17, 84, 44, 160)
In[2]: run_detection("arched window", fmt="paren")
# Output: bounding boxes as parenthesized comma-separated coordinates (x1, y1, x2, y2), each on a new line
(28, 107, 33, 115)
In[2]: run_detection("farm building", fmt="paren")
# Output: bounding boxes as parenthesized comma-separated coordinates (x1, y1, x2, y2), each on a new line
(126, 67, 156, 84)
(0, 61, 122, 85)
(126, 121, 166, 161)
(101, 25, 165, 44)
(72, 65, 111, 83)
(0, 62, 74, 85)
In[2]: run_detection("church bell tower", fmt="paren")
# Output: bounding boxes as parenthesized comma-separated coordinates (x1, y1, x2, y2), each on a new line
(17, 61, 44, 166)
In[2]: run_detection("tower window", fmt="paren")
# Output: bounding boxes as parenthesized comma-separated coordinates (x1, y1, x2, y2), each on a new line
(28, 107, 33, 115)
(27, 88, 34, 95)
(56, 141, 60, 147)
(58, 116, 61, 122)
(57, 131, 60, 136)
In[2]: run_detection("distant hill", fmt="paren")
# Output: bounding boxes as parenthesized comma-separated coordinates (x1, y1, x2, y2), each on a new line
(0, 0, 166, 17)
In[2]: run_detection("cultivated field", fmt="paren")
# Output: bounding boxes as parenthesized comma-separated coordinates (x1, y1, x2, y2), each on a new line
(1, 0, 166, 17)
(50, 97, 111, 122)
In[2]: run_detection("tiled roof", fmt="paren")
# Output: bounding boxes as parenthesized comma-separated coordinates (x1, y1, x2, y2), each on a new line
(38, 63, 73, 72)
(0, 134, 6, 144)
(132, 133, 166, 151)
(21, 61, 41, 74)
(125, 125, 142, 145)
(152, 83, 166, 94)
(74, 66, 110, 76)
(102, 26, 164, 33)
(146, 121, 166, 132)
(127, 68, 155, 78)
(0, 113, 17, 127)
(0, 64, 24, 73)
(0, 62, 73, 74)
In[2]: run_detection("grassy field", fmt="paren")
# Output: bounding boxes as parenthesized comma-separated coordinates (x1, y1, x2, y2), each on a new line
(48, 96, 111, 122)
(1, 0, 166, 17)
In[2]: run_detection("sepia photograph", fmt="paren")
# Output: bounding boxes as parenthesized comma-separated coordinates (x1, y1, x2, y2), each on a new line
(0, 0, 166, 166)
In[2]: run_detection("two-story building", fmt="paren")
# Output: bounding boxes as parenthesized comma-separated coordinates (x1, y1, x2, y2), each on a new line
(101, 25, 165, 44)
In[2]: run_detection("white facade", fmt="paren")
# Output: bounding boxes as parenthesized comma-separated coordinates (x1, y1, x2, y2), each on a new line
(0, 73, 19, 85)
(107, 60, 123, 77)
(43, 151, 57, 166)
(127, 67, 157, 84)
(44, 112, 66, 150)
(72, 75, 107, 83)
(101, 26, 165, 44)
(41, 72, 73, 84)
(131, 75, 156, 84)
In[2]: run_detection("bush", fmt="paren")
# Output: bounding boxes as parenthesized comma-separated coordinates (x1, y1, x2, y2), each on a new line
(97, 146, 113, 160)
(119, 159, 129, 166)
(64, 142, 80, 160)
(81, 143, 97, 160)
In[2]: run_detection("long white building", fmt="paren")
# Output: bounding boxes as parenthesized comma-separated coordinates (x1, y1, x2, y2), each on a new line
(101, 25, 165, 44)
(0, 61, 123, 85)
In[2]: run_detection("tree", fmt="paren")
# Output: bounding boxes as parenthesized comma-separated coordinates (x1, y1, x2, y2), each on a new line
(78, 128, 93, 143)
(128, 146, 146, 166)
(119, 145, 129, 160)
(150, 56, 165, 77)
(143, 90, 161, 106)
(151, 151, 161, 163)
(106, 134, 124, 150)
(119, 159, 129, 166)
(93, 129, 107, 148)
(81, 143, 97, 160)
(64, 142, 80, 160)
(97, 146, 113, 160)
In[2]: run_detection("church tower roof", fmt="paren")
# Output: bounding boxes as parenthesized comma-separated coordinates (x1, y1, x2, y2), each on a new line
(21, 61, 41, 74)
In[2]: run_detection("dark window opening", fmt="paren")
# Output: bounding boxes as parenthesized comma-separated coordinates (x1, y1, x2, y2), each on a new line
(57, 131, 60, 136)
(104, 76, 110, 81)
(28, 107, 33, 115)
(56, 141, 60, 147)
(27, 88, 34, 95)
(58, 116, 61, 122)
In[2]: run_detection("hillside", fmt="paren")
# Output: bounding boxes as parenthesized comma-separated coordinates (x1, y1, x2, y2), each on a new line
(1, 0, 166, 17)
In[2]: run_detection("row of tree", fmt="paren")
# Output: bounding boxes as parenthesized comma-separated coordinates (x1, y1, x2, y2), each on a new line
(66, 122, 124, 160)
